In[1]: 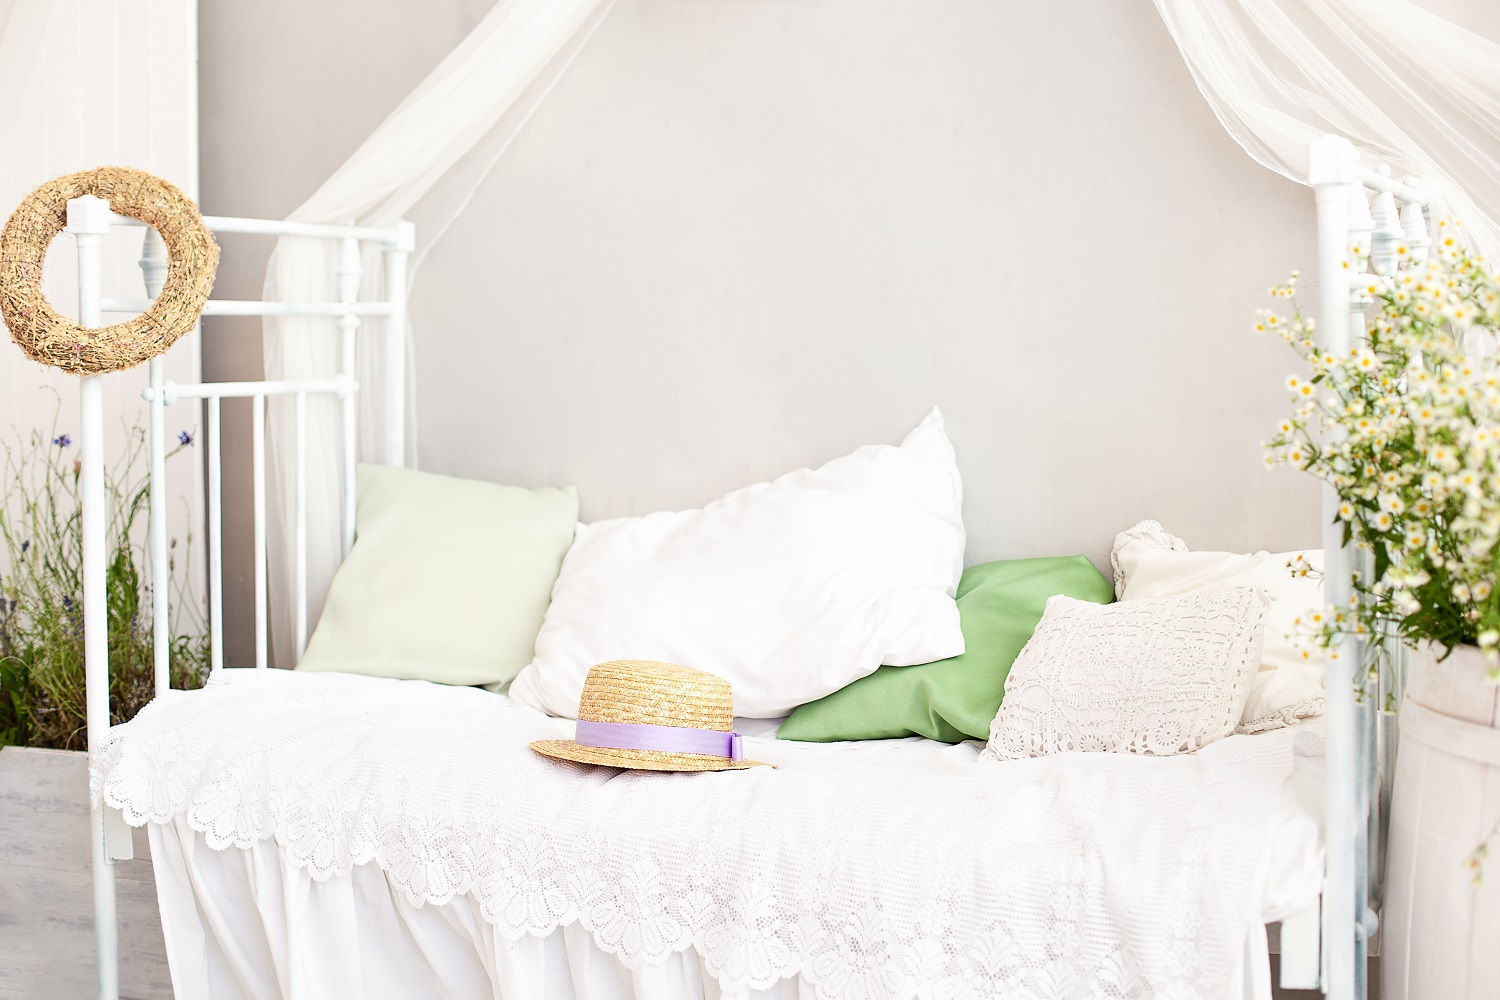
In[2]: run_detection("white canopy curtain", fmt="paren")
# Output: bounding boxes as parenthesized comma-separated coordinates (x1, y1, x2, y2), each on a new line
(1150, 0, 1500, 257)
(262, 0, 614, 666)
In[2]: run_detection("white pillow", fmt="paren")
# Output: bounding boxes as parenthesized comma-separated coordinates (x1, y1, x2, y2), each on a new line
(508, 408, 966, 719)
(982, 587, 1269, 760)
(1110, 520, 1325, 733)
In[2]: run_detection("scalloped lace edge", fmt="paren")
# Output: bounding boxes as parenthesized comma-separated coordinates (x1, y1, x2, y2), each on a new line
(1236, 695, 1326, 735)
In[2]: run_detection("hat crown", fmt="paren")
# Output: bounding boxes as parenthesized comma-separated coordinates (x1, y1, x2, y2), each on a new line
(577, 660, 734, 732)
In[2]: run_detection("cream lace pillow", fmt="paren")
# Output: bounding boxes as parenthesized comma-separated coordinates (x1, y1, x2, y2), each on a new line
(982, 586, 1269, 760)
(1110, 519, 1325, 734)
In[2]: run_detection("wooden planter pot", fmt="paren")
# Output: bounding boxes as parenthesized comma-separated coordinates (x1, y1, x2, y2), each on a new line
(0, 746, 171, 1000)
(1384, 642, 1500, 1000)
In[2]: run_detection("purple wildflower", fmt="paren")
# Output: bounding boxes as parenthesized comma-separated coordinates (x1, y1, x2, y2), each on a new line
(53, 434, 71, 448)
(20, 540, 28, 553)
(178, 430, 193, 447)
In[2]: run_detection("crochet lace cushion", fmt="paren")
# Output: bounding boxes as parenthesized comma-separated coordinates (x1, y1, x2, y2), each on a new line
(984, 586, 1270, 759)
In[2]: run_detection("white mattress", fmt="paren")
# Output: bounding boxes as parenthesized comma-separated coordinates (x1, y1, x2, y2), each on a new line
(94, 670, 1325, 1000)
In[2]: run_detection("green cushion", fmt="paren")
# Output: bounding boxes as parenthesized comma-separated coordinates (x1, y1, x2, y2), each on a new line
(297, 464, 578, 687)
(777, 555, 1113, 743)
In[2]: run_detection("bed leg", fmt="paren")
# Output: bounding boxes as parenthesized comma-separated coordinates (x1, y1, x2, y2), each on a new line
(1281, 894, 1322, 990)
(105, 805, 134, 862)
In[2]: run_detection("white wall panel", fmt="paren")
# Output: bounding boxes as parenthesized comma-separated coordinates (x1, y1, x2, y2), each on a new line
(0, 0, 203, 626)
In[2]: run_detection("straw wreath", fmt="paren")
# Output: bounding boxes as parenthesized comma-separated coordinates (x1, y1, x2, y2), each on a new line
(0, 166, 218, 375)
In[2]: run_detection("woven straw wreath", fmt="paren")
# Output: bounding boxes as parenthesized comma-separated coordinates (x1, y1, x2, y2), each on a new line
(0, 166, 218, 375)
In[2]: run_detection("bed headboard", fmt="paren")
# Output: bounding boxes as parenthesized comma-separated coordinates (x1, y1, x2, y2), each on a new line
(74, 208, 412, 676)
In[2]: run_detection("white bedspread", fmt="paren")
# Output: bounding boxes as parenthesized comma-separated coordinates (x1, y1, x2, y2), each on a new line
(92, 670, 1322, 1000)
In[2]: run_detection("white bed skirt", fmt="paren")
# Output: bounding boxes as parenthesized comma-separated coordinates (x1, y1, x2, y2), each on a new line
(150, 812, 815, 1000)
(147, 808, 1316, 1000)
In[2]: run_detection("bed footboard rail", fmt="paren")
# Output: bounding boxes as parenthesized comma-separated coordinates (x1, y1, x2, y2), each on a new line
(67, 196, 412, 999)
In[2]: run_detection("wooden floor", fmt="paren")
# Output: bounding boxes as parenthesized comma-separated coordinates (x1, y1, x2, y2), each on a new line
(1271, 954, 1384, 999)
(0, 747, 172, 1000)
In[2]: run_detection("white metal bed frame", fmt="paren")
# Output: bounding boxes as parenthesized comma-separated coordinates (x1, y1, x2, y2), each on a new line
(63, 194, 412, 1000)
(60, 133, 1427, 1000)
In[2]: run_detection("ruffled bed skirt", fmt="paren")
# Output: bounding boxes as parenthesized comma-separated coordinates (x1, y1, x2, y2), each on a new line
(150, 813, 821, 1000)
(150, 811, 1323, 1000)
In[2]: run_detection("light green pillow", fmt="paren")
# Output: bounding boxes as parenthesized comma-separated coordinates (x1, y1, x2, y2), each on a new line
(297, 464, 578, 686)
(777, 555, 1113, 743)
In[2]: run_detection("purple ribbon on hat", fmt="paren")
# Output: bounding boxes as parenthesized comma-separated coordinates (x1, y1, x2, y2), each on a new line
(575, 720, 744, 761)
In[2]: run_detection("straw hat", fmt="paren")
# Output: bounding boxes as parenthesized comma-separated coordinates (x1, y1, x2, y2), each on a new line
(530, 660, 771, 771)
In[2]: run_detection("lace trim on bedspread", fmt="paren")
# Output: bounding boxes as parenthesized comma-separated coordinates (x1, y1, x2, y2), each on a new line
(1236, 694, 1326, 735)
(92, 670, 1303, 1000)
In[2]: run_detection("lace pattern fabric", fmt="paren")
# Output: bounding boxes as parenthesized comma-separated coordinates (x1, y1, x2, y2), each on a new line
(1109, 519, 1325, 735)
(1236, 694, 1326, 735)
(985, 588, 1269, 760)
(95, 669, 1303, 1000)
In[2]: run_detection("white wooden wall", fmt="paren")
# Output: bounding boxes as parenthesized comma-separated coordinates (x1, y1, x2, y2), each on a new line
(0, 0, 204, 607)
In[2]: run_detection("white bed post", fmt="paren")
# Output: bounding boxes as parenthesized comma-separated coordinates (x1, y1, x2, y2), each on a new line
(1310, 134, 1362, 1000)
(337, 236, 362, 557)
(207, 394, 224, 672)
(252, 392, 268, 668)
(68, 195, 121, 1000)
(140, 229, 172, 695)
(383, 221, 413, 468)
(1339, 179, 1379, 1000)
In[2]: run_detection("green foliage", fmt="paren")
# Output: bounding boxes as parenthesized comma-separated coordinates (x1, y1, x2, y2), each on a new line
(0, 397, 207, 750)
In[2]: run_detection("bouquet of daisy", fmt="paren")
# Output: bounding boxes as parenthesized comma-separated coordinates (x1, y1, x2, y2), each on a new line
(1262, 221, 1500, 677)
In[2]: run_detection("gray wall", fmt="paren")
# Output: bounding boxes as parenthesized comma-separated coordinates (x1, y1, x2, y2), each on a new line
(202, 0, 1325, 661)
(199, 1, 493, 665)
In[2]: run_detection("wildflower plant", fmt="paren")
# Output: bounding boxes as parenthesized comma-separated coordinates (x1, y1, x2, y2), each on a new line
(1263, 222, 1500, 881)
(1263, 221, 1500, 676)
(0, 396, 208, 749)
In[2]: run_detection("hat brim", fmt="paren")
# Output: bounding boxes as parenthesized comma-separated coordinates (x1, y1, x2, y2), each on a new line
(529, 739, 771, 772)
